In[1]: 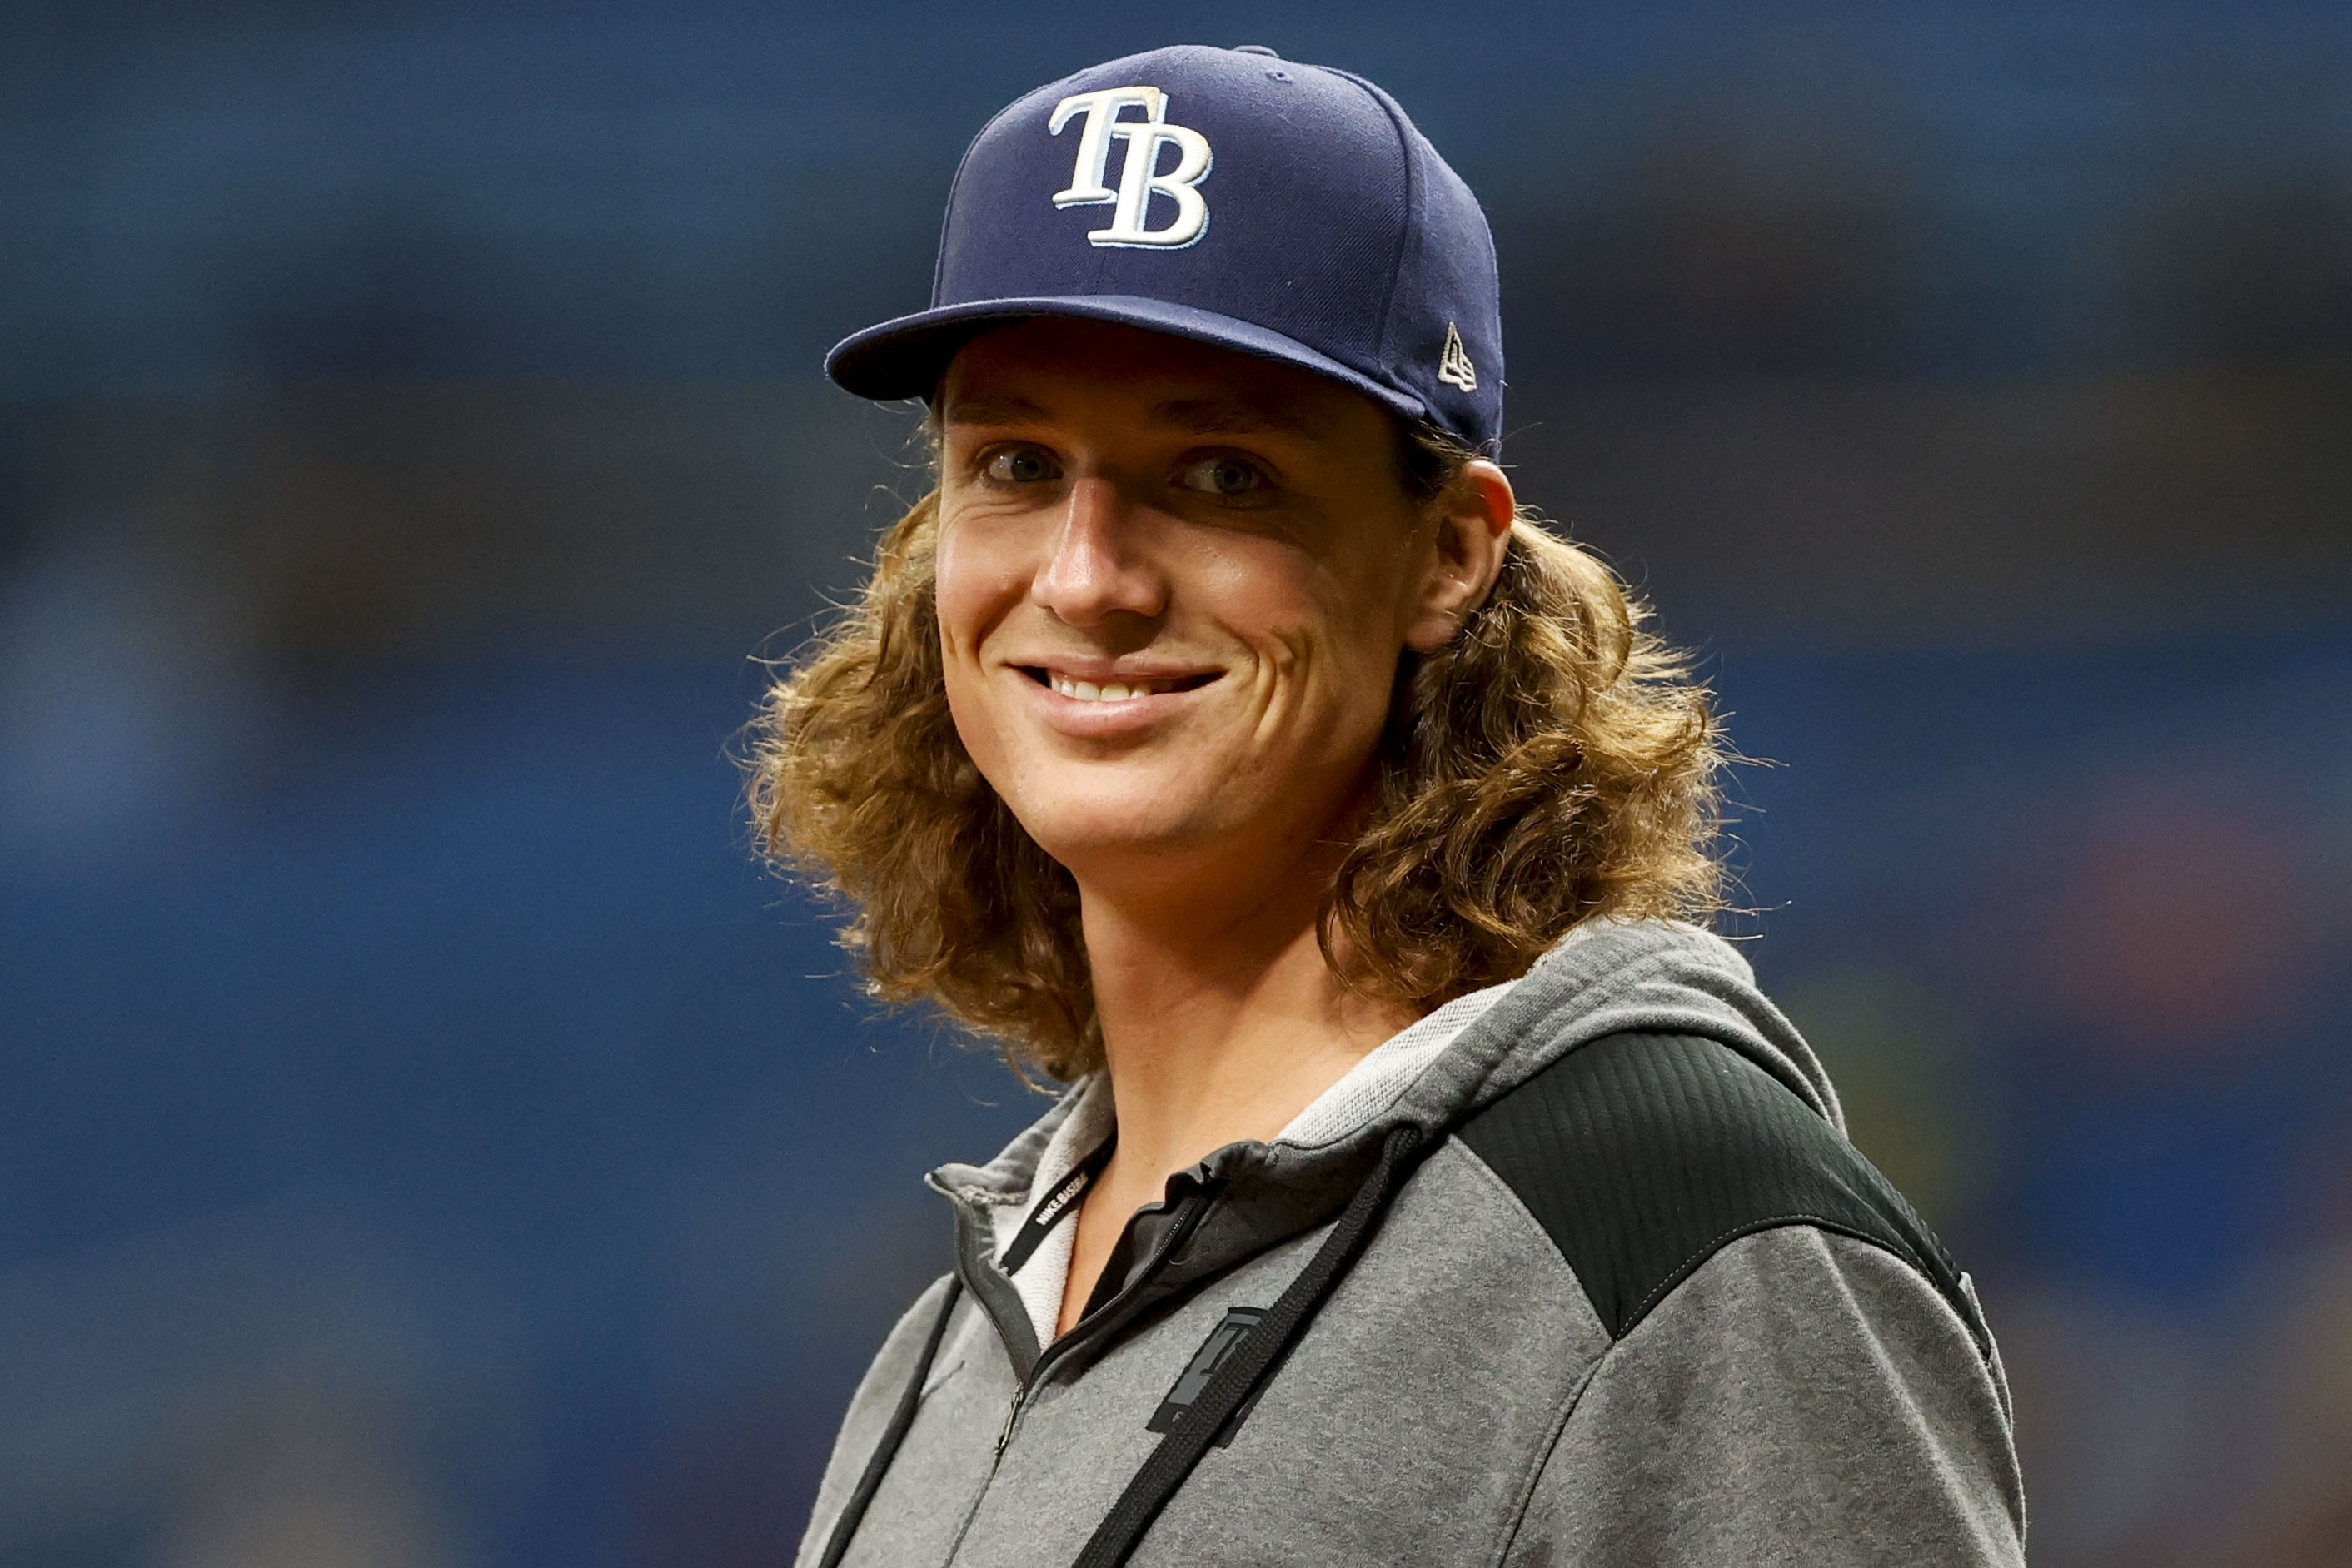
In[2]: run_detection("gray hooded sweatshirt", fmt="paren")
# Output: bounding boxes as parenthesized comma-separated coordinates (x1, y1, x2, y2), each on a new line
(796, 920, 2027, 1567)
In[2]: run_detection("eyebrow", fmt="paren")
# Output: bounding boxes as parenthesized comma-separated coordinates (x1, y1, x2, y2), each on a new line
(939, 390, 1324, 438)
(1148, 397, 1321, 438)
(940, 391, 1052, 426)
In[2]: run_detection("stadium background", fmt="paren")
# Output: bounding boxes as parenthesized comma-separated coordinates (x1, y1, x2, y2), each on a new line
(3, 2, 2350, 1563)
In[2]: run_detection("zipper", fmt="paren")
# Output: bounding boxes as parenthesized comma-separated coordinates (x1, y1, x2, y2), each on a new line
(939, 1179, 1224, 1566)
(992, 1179, 1221, 1457)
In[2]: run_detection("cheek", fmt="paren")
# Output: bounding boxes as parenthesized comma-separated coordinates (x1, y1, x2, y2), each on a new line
(933, 499, 1059, 668)
(1293, 531, 1416, 665)
(1230, 570, 1406, 748)
(931, 524, 1006, 662)
(931, 520, 1028, 764)
(938, 639, 1021, 809)
(1281, 540, 1419, 744)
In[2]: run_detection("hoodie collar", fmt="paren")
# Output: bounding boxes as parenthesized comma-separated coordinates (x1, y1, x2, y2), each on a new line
(925, 919, 1840, 1376)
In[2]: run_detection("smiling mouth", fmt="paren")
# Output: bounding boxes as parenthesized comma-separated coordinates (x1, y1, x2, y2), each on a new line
(1021, 667, 1220, 704)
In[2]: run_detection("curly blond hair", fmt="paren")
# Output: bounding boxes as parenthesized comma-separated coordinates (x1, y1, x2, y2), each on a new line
(748, 426, 1723, 1082)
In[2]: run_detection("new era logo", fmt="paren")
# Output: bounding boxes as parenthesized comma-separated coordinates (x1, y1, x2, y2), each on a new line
(1438, 321, 1477, 391)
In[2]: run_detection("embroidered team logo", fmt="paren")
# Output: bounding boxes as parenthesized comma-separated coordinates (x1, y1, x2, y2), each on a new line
(1437, 321, 1478, 391)
(1048, 86, 1213, 250)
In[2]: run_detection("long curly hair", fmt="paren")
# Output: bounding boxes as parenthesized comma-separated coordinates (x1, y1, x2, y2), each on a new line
(747, 424, 1724, 1082)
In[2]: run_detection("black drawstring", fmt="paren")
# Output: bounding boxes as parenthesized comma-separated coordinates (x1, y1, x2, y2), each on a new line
(1072, 1123, 1428, 1568)
(808, 1124, 1431, 1568)
(811, 1276, 964, 1568)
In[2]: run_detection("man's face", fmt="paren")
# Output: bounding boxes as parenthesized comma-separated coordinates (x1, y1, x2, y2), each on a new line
(934, 317, 1439, 894)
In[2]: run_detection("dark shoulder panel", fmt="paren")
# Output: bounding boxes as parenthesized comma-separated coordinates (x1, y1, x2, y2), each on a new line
(1456, 1031, 1988, 1353)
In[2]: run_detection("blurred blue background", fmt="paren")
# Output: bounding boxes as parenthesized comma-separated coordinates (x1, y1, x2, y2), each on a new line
(3, 2, 2350, 1564)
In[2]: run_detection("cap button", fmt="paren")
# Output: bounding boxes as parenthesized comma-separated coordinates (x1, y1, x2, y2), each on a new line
(1231, 44, 1280, 57)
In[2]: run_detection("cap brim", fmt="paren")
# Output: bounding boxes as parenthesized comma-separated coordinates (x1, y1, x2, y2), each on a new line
(825, 295, 1428, 425)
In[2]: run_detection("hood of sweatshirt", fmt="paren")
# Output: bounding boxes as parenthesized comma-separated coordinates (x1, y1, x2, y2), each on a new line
(926, 918, 1839, 1377)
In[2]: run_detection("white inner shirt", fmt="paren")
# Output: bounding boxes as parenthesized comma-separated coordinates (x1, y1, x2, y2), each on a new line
(994, 977, 1520, 1350)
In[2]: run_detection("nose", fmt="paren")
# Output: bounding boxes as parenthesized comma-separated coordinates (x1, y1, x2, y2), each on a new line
(1033, 476, 1166, 628)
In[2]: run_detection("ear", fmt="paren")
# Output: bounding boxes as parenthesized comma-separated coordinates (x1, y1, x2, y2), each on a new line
(1403, 460, 1516, 652)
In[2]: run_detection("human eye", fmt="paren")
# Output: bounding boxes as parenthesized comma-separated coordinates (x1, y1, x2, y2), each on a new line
(980, 445, 1060, 485)
(1174, 453, 1273, 501)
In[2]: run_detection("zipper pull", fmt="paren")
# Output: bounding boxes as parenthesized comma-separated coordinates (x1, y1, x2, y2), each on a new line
(994, 1391, 1023, 1456)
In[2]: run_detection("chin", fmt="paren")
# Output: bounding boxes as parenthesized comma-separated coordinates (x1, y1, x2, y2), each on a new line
(1021, 807, 1203, 866)
(1007, 787, 1222, 871)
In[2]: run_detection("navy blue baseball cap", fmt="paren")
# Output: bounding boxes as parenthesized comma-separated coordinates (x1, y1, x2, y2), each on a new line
(825, 44, 1505, 454)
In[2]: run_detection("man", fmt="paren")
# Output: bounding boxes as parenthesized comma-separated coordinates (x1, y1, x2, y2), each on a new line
(752, 43, 2026, 1568)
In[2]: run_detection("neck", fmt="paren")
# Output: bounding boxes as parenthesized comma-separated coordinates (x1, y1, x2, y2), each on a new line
(1077, 850, 1413, 1183)
(1049, 838, 1414, 1337)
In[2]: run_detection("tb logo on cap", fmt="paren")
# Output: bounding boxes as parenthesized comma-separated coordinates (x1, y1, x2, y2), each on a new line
(1048, 87, 1213, 250)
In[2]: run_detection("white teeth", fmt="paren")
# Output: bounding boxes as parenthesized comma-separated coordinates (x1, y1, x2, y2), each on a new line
(1048, 674, 1160, 702)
